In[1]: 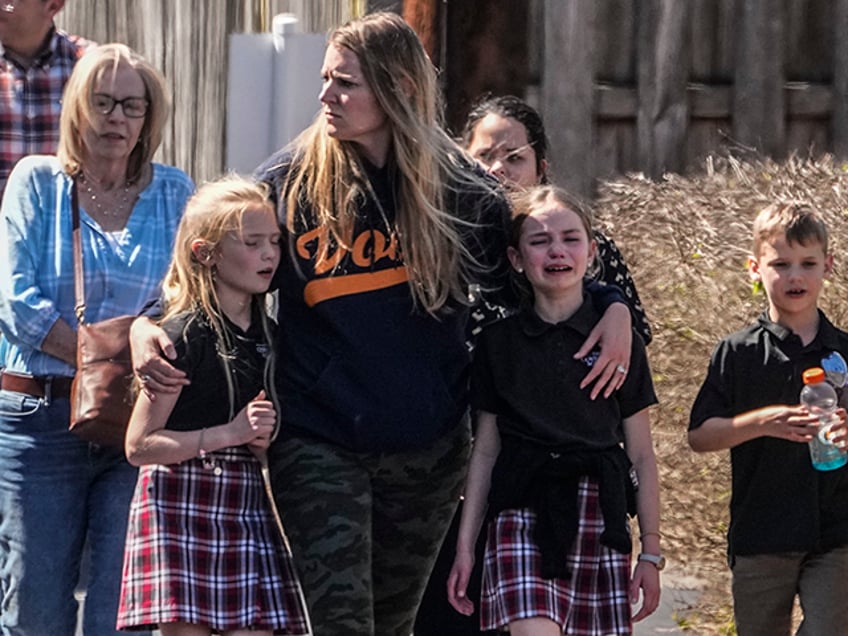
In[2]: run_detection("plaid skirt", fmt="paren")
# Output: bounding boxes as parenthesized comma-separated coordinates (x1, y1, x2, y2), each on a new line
(481, 477, 632, 635)
(116, 447, 309, 634)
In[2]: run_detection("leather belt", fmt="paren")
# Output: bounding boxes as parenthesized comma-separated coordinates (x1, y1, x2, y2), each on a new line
(1, 372, 73, 399)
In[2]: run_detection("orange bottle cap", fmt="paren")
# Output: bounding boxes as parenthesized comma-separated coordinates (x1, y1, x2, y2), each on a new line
(803, 367, 826, 384)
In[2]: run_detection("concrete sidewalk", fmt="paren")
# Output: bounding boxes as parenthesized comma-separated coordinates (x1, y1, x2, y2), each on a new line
(635, 567, 705, 635)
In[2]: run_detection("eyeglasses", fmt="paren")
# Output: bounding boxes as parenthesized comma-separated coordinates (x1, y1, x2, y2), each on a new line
(92, 93, 148, 118)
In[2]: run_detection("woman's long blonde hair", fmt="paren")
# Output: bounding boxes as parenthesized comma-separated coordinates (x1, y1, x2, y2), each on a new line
(161, 176, 280, 428)
(283, 12, 496, 314)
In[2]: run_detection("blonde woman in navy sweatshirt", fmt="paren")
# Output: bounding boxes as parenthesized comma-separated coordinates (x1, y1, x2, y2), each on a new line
(130, 13, 636, 635)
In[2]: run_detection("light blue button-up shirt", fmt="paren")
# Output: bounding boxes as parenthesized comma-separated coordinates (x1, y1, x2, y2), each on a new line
(0, 155, 194, 377)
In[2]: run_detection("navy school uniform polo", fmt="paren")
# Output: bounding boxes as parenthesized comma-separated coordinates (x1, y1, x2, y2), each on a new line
(471, 298, 657, 449)
(162, 308, 273, 432)
(690, 310, 848, 561)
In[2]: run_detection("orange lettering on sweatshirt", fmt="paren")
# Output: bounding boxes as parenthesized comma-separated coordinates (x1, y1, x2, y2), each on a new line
(303, 267, 408, 307)
(351, 230, 399, 267)
(297, 227, 400, 275)
(296, 226, 343, 275)
(296, 227, 407, 306)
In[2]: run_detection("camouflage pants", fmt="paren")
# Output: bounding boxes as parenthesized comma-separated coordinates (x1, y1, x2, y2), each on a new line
(268, 421, 471, 636)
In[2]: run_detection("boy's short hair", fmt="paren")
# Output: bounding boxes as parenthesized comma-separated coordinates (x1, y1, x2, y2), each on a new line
(752, 202, 829, 257)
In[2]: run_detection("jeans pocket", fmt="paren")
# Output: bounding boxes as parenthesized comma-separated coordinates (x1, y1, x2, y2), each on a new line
(0, 389, 44, 417)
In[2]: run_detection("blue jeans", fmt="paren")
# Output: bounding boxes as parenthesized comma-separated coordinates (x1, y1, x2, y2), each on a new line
(0, 389, 146, 636)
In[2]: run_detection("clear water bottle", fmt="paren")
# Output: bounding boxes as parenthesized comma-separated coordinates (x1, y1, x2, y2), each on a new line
(800, 367, 847, 471)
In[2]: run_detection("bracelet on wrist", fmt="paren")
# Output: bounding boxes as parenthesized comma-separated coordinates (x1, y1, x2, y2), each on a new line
(197, 427, 207, 458)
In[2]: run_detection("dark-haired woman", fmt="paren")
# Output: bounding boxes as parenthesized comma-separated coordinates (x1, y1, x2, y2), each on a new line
(416, 95, 651, 636)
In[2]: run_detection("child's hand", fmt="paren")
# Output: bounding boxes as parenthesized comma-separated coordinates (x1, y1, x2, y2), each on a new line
(232, 390, 276, 448)
(630, 560, 661, 622)
(828, 408, 848, 448)
(763, 405, 819, 442)
(446, 551, 475, 616)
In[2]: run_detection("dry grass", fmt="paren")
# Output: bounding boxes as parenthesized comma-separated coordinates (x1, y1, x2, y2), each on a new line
(595, 153, 848, 633)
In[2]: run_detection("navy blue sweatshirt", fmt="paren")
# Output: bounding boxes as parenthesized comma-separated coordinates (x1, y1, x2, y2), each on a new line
(255, 150, 623, 452)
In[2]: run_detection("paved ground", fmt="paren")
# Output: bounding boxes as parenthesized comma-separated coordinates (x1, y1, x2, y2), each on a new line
(635, 567, 705, 635)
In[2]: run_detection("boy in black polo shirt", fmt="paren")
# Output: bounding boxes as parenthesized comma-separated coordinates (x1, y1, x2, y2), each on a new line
(689, 202, 848, 635)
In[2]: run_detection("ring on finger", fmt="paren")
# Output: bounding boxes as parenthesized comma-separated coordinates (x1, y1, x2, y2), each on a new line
(140, 373, 151, 383)
(615, 364, 628, 374)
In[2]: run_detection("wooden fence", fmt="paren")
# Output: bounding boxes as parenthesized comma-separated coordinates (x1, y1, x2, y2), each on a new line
(58, 1, 848, 197)
(520, 0, 848, 196)
(422, 0, 848, 196)
(55, 1, 363, 183)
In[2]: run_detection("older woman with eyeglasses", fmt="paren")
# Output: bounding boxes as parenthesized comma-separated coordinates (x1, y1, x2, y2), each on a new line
(0, 43, 192, 636)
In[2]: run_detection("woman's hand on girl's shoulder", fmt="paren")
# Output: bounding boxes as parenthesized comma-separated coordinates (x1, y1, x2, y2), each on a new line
(575, 302, 633, 399)
(130, 316, 189, 399)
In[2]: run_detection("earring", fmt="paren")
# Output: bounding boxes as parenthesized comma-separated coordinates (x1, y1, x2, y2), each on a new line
(516, 267, 523, 273)
(751, 279, 763, 296)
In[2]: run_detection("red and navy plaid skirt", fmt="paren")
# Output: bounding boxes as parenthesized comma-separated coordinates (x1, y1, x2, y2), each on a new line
(116, 447, 309, 634)
(481, 477, 632, 635)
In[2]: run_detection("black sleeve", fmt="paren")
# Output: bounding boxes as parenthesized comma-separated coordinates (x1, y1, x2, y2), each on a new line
(252, 148, 293, 210)
(469, 328, 502, 414)
(139, 297, 163, 319)
(616, 333, 659, 418)
(594, 230, 652, 344)
(689, 340, 735, 430)
(585, 280, 626, 308)
(161, 314, 203, 379)
(453, 170, 512, 299)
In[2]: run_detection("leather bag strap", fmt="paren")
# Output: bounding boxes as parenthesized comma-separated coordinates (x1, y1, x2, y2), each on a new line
(71, 179, 87, 325)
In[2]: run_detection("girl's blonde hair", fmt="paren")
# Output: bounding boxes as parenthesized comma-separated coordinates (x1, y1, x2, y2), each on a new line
(282, 11, 496, 314)
(161, 176, 280, 428)
(508, 185, 598, 299)
(58, 43, 169, 184)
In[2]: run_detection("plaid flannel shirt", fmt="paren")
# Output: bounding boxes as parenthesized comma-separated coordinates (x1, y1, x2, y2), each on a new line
(0, 28, 92, 197)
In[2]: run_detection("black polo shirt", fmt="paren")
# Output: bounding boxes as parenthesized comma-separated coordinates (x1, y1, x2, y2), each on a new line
(690, 310, 848, 559)
(162, 308, 274, 432)
(471, 298, 657, 449)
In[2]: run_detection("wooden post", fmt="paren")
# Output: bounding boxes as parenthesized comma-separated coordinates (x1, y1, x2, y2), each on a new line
(442, 1, 530, 134)
(833, 0, 848, 157)
(733, 0, 786, 158)
(403, 0, 441, 64)
(637, 0, 689, 179)
(542, 0, 595, 197)
(268, 0, 362, 32)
